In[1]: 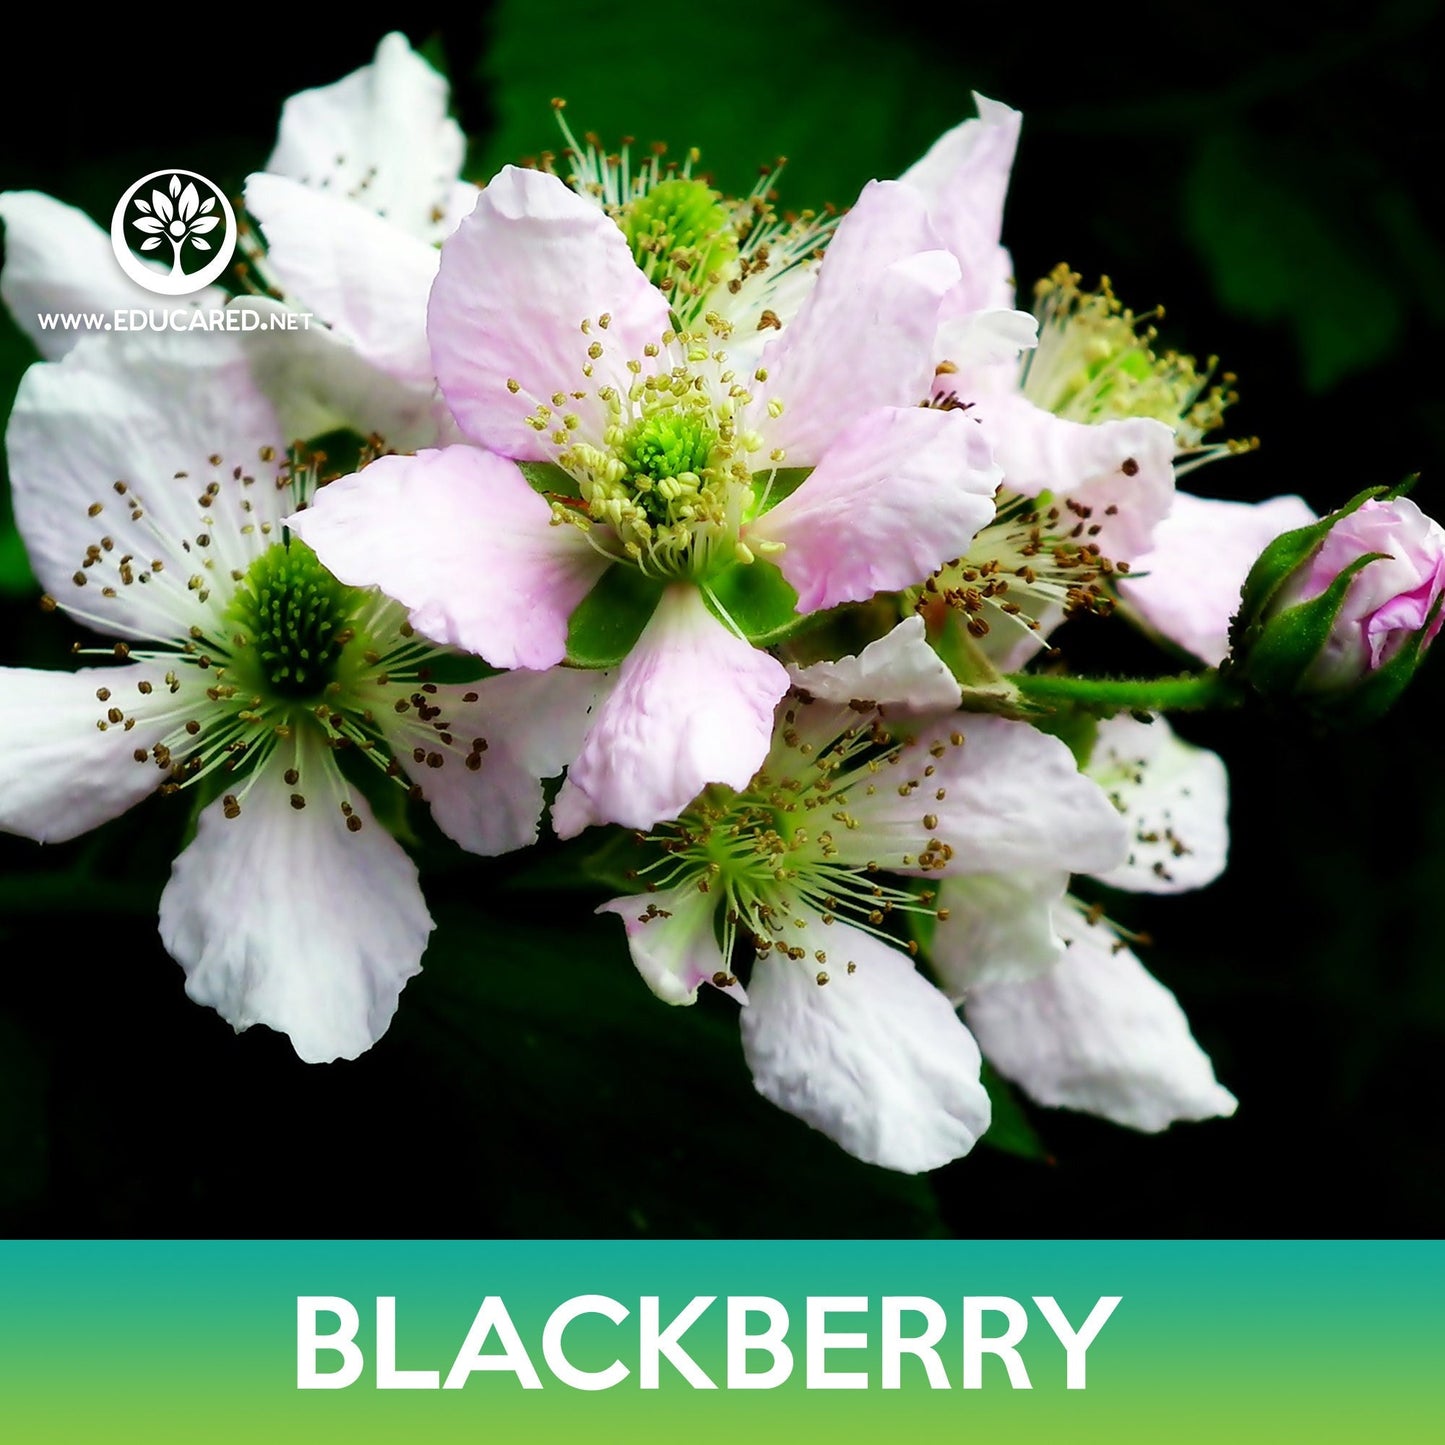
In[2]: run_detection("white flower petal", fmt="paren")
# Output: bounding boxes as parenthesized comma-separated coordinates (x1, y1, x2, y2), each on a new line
(833, 713, 1128, 878)
(966, 903, 1237, 1132)
(740, 916, 990, 1172)
(265, 31, 465, 243)
(787, 615, 961, 714)
(0, 191, 221, 358)
(598, 881, 744, 1005)
(1087, 714, 1229, 894)
(382, 667, 610, 856)
(1118, 490, 1317, 666)
(0, 663, 178, 843)
(972, 391, 1177, 559)
(935, 307, 1038, 368)
(6, 330, 289, 638)
(287, 446, 609, 671)
(551, 585, 789, 836)
(930, 869, 1071, 995)
(245, 173, 439, 389)
(159, 759, 433, 1063)
(238, 296, 446, 451)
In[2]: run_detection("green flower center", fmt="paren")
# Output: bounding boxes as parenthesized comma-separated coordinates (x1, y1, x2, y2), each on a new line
(224, 539, 362, 699)
(619, 410, 717, 521)
(619, 178, 739, 324)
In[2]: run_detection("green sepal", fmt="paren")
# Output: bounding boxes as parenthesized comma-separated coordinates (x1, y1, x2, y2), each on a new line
(1238, 551, 1386, 695)
(1034, 707, 1101, 767)
(517, 460, 580, 499)
(581, 827, 661, 894)
(753, 467, 812, 508)
(928, 611, 1037, 720)
(1230, 484, 1387, 655)
(564, 564, 664, 669)
(705, 558, 810, 646)
(301, 427, 374, 482)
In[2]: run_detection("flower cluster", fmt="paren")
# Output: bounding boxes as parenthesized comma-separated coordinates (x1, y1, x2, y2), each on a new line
(1, 37, 1438, 1170)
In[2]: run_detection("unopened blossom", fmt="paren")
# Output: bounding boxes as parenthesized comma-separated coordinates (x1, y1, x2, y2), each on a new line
(934, 712, 1237, 1132)
(293, 164, 1009, 836)
(0, 330, 600, 1062)
(1270, 496, 1445, 691)
(596, 619, 1128, 1171)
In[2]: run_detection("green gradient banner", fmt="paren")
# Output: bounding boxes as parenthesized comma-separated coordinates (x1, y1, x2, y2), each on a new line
(0, 1241, 1438, 1442)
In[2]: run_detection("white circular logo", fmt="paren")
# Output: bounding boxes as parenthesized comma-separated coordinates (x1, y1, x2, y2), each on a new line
(110, 169, 237, 296)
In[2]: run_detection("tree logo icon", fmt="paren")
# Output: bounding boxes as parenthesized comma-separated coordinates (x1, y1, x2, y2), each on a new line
(109, 169, 238, 296)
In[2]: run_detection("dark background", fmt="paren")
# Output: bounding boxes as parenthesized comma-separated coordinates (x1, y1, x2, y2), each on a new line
(2, 0, 1442, 1237)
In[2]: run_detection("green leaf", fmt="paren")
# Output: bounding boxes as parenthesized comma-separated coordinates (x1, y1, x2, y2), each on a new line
(979, 1062, 1050, 1162)
(564, 562, 663, 667)
(1184, 130, 1404, 392)
(396, 906, 949, 1235)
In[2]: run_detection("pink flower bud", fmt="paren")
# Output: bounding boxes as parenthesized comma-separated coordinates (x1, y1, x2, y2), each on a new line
(1283, 497, 1445, 690)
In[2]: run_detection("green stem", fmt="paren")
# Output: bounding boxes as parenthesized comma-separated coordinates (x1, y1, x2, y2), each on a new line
(1008, 668, 1245, 715)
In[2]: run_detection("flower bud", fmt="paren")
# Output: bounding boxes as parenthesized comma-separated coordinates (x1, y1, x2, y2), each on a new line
(1231, 486, 1445, 722)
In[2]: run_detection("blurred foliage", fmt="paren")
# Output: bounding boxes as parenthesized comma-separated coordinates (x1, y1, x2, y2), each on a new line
(2, 0, 1444, 1235)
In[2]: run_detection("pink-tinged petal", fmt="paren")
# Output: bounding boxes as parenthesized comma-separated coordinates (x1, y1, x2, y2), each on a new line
(1118, 491, 1317, 666)
(238, 296, 447, 451)
(288, 446, 609, 670)
(159, 755, 433, 1064)
(0, 191, 222, 357)
(899, 95, 1022, 314)
(972, 390, 1176, 559)
(598, 881, 744, 1006)
(756, 180, 959, 465)
(442, 180, 481, 233)
(428, 167, 672, 460)
(380, 667, 610, 855)
(552, 585, 789, 836)
(930, 869, 1071, 996)
(831, 714, 1128, 877)
(0, 663, 181, 843)
(935, 307, 1037, 368)
(6, 330, 289, 639)
(740, 916, 990, 1172)
(787, 615, 961, 714)
(749, 405, 1000, 612)
(265, 31, 465, 244)
(1087, 714, 1229, 895)
(245, 173, 438, 389)
(966, 903, 1237, 1132)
